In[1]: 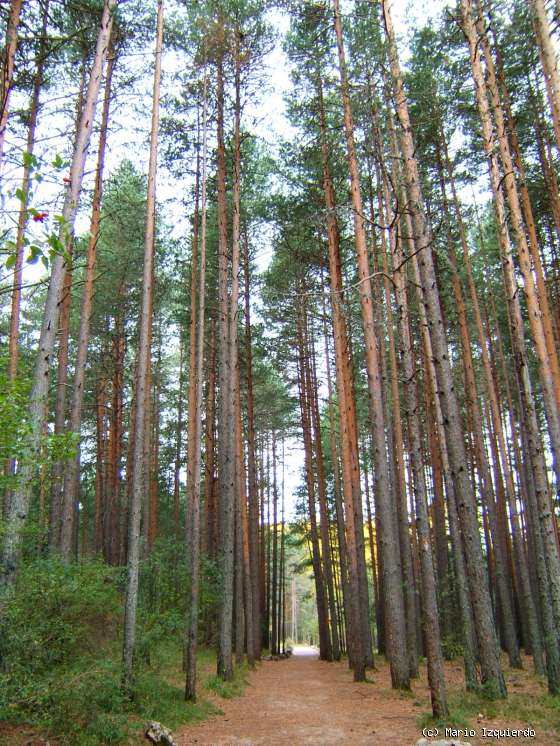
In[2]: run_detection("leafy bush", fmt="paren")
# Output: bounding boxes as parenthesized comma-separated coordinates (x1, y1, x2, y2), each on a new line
(0, 558, 123, 740)
(441, 635, 464, 661)
(0, 558, 121, 677)
(0, 556, 231, 744)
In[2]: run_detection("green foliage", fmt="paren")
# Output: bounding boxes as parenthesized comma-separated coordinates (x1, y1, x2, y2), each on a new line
(0, 559, 123, 742)
(418, 685, 560, 736)
(205, 662, 249, 699)
(0, 373, 31, 492)
(0, 369, 78, 499)
(0, 559, 121, 679)
(441, 636, 464, 662)
(0, 557, 234, 744)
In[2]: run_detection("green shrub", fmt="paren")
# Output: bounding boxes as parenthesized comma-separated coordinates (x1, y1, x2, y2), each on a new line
(0, 558, 123, 741)
(205, 662, 249, 699)
(441, 635, 464, 661)
(0, 558, 121, 677)
(0, 556, 233, 744)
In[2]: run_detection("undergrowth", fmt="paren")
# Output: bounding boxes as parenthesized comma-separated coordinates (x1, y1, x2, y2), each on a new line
(206, 661, 249, 699)
(0, 556, 243, 745)
(417, 678, 560, 736)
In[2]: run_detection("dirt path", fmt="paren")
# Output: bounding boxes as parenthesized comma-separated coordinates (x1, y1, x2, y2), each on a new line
(178, 646, 412, 745)
(176, 648, 558, 746)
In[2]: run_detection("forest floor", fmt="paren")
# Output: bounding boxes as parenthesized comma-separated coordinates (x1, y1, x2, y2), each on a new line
(2, 646, 559, 745)
(176, 647, 560, 746)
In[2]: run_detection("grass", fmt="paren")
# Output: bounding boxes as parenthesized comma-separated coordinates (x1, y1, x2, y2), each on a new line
(0, 557, 251, 745)
(205, 661, 250, 699)
(0, 638, 249, 746)
(417, 670, 560, 737)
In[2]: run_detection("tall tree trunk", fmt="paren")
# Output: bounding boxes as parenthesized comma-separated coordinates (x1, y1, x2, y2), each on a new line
(264, 438, 271, 651)
(333, 0, 409, 689)
(386, 172, 448, 718)
(47, 56, 88, 551)
(469, 2, 560, 489)
(382, 0, 505, 698)
(1, 0, 116, 589)
(94, 374, 108, 554)
(229, 35, 251, 669)
(309, 326, 341, 661)
(436, 148, 521, 669)
(271, 431, 279, 656)
(361, 447, 377, 651)
(185, 122, 201, 562)
(216, 52, 235, 682)
(440, 135, 544, 672)
(321, 275, 351, 657)
(492, 33, 559, 355)
(141, 292, 153, 553)
(174, 336, 184, 539)
(316, 75, 365, 679)
(0, 0, 23, 172)
(481, 204, 560, 694)
(121, 0, 163, 695)
(60, 40, 115, 560)
(370, 136, 417, 675)
(244, 240, 261, 659)
(148, 343, 161, 548)
(236, 378, 255, 667)
(185, 73, 208, 700)
(423, 325, 479, 691)
(459, 0, 560, 669)
(532, 0, 560, 153)
(204, 322, 217, 559)
(108, 314, 124, 565)
(7, 0, 49, 383)
(297, 305, 331, 661)
(48, 260, 73, 550)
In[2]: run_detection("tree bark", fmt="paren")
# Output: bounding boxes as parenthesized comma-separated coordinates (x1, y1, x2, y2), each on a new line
(244, 240, 261, 658)
(384, 168, 448, 719)
(459, 0, 560, 669)
(309, 325, 341, 661)
(216, 52, 235, 682)
(382, 0, 505, 697)
(185, 73, 208, 699)
(333, 0, 409, 688)
(121, 0, 163, 695)
(174, 336, 184, 539)
(1, 0, 116, 589)
(316, 75, 365, 679)
(7, 0, 49, 383)
(60, 40, 115, 560)
(469, 2, 560, 489)
(0, 0, 23, 172)
(532, 0, 560, 153)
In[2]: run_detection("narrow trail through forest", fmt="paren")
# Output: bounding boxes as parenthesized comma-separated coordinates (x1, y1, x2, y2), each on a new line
(177, 649, 553, 746)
